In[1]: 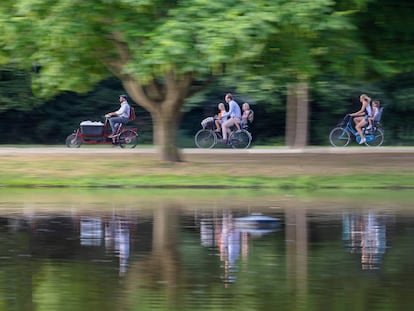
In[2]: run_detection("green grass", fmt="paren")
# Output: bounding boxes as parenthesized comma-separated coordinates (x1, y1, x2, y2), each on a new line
(1, 172, 412, 190)
(0, 151, 412, 190)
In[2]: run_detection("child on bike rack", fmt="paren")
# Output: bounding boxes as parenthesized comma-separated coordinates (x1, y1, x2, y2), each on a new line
(214, 103, 228, 133)
(236, 102, 254, 130)
(366, 100, 381, 131)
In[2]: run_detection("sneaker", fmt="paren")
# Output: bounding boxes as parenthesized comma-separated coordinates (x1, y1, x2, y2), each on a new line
(108, 134, 116, 138)
(366, 125, 372, 130)
(359, 138, 366, 144)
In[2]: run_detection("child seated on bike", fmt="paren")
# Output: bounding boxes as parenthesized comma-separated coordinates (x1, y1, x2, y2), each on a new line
(236, 102, 254, 130)
(366, 100, 380, 130)
(214, 102, 228, 132)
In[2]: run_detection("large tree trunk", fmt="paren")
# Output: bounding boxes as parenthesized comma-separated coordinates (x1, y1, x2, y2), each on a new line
(151, 104, 182, 162)
(286, 82, 309, 148)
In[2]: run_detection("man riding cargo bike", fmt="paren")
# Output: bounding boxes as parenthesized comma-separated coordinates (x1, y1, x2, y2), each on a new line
(65, 95, 138, 148)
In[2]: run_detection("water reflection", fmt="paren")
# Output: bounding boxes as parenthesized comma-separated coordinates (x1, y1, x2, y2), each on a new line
(0, 193, 413, 310)
(103, 216, 131, 275)
(343, 211, 388, 270)
(200, 211, 280, 285)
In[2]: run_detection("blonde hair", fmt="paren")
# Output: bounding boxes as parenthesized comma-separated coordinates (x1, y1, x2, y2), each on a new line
(218, 102, 225, 110)
(242, 102, 250, 110)
(360, 94, 371, 103)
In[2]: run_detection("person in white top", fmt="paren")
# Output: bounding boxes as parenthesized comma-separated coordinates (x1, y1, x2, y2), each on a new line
(366, 100, 381, 130)
(350, 94, 371, 144)
(105, 95, 131, 138)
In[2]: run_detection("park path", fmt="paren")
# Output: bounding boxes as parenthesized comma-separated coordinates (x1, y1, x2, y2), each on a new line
(0, 146, 414, 156)
(0, 146, 413, 155)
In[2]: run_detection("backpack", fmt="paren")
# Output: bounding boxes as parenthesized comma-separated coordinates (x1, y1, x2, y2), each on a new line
(129, 106, 136, 121)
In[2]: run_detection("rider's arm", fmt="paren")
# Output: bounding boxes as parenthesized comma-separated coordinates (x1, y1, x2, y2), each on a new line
(350, 102, 367, 117)
(106, 104, 127, 118)
(105, 111, 117, 117)
(221, 109, 230, 119)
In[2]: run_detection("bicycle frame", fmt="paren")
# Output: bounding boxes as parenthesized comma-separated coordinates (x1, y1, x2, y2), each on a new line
(344, 119, 378, 143)
(345, 120, 359, 139)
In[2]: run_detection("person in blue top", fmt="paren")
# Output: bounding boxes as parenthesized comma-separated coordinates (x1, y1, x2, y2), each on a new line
(105, 94, 131, 138)
(221, 93, 241, 142)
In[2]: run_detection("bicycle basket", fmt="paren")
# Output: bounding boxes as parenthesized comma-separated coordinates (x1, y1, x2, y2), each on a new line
(201, 117, 214, 129)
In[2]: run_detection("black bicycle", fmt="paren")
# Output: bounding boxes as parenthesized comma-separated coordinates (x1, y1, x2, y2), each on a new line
(194, 117, 252, 149)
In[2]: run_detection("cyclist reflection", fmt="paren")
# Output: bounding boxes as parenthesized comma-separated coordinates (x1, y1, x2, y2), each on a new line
(343, 211, 387, 270)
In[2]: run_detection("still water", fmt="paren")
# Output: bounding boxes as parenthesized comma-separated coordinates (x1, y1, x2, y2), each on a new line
(0, 189, 413, 311)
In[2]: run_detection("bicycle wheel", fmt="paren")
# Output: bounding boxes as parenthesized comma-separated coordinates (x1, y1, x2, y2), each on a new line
(195, 129, 216, 148)
(329, 127, 351, 147)
(119, 129, 138, 148)
(65, 133, 81, 148)
(229, 129, 252, 149)
(365, 127, 384, 147)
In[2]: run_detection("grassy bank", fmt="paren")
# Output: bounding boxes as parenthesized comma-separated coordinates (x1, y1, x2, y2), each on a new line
(0, 151, 413, 189)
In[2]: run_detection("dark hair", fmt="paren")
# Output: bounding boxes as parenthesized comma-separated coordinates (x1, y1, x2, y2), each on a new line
(225, 93, 233, 100)
(119, 94, 128, 99)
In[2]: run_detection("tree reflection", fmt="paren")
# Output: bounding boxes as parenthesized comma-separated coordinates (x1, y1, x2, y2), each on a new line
(122, 204, 181, 310)
(285, 207, 308, 308)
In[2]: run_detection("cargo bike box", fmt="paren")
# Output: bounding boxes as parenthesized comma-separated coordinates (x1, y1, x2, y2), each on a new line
(80, 121, 105, 136)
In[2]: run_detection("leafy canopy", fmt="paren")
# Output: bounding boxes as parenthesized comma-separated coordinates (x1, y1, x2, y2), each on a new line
(0, 0, 355, 98)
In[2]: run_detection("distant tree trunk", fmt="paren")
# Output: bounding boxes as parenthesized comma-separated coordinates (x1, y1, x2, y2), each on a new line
(286, 82, 309, 148)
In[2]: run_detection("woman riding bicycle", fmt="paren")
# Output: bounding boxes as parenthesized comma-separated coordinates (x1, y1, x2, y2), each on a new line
(350, 94, 372, 144)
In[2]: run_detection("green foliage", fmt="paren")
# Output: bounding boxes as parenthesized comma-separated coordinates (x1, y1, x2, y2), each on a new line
(0, 65, 43, 112)
(0, 0, 366, 96)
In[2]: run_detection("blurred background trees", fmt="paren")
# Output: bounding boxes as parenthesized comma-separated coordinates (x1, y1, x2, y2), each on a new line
(0, 0, 413, 149)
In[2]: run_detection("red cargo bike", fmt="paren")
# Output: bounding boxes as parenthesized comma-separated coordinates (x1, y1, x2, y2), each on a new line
(65, 117, 139, 148)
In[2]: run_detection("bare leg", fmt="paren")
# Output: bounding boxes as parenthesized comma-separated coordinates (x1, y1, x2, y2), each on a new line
(367, 119, 373, 129)
(235, 119, 241, 131)
(356, 119, 367, 143)
(215, 120, 221, 132)
(353, 116, 362, 127)
(222, 118, 237, 140)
